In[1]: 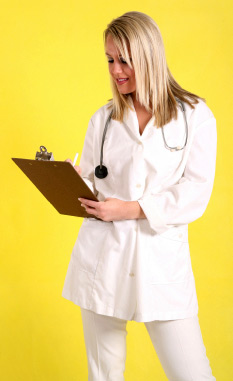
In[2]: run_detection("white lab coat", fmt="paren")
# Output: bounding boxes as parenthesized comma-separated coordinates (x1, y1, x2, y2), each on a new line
(62, 95, 217, 322)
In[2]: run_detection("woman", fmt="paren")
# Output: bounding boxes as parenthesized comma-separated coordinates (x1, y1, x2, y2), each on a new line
(62, 11, 216, 380)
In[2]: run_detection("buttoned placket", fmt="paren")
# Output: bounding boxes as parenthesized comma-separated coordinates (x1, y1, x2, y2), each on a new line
(125, 110, 154, 281)
(123, 99, 156, 201)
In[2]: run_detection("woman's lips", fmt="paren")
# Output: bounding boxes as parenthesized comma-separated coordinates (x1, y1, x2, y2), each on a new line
(116, 78, 129, 85)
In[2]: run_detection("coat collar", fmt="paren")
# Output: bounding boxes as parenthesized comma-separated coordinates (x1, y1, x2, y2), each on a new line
(122, 95, 155, 140)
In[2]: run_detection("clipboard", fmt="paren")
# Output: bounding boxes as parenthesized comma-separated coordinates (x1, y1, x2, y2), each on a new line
(11, 157, 99, 219)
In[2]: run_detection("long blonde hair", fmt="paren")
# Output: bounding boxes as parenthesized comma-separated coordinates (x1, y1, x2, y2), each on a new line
(103, 11, 205, 128)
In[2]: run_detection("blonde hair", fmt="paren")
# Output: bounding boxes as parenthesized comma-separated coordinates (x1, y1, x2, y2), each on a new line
(103, 11, 205, 128)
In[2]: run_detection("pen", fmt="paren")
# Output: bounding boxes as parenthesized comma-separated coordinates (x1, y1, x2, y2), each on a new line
(73, 153, 79, 167)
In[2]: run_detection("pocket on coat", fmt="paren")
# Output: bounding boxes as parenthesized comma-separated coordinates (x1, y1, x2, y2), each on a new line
(71, 219, 111, 274)
(145, 227, 192, 284)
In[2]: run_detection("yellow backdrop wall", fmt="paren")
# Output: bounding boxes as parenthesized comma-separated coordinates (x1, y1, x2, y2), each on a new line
(1, 0, 232, 380)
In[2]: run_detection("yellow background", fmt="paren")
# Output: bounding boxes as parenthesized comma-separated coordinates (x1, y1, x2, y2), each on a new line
(1, 0, 232, 380)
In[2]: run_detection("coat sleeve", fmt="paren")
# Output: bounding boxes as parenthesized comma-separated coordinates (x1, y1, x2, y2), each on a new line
(79, 117, 96, 195)
(137, 116, 217, 234)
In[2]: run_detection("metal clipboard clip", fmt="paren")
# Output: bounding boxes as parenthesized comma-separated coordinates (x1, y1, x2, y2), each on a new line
(35, 146, 54, 161)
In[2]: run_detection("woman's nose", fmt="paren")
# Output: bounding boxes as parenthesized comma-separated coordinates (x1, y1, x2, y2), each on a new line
(111, 61, 123, 75)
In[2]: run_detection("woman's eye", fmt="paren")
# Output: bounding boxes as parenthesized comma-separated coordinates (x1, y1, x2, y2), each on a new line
(107, 58, 128, 64)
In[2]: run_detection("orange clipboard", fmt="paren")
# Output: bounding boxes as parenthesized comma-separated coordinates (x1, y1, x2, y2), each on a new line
(11, 158, 99, 218)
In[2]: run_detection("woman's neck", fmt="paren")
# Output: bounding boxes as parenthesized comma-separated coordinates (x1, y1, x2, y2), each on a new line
(130, 93, 152, 115)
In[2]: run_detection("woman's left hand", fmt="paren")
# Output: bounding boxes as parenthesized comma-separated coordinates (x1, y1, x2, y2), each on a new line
(78, 197, 145, 221)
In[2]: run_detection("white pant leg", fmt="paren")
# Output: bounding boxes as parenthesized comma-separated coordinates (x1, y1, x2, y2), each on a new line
(145, 315, 216, 381)
(80, 308, 128, 381)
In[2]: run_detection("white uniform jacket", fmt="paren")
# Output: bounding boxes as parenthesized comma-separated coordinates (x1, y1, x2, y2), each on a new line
(62, 95, 217, 322)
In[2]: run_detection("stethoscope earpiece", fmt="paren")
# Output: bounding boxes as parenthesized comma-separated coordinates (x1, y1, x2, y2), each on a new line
(95, 165, 108, 179)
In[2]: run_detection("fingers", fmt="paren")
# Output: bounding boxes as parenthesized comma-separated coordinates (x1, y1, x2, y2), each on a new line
(74, 165, 82, 175)
(78, 198, 100, 218)
(84, 206, 98, 216)
(78, 198, 98, 208)
(65, 159, 82, 175)
(65, 158, 73, 164)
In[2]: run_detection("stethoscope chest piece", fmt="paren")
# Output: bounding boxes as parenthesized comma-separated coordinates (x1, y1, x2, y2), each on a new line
(95, 165, 108, 179)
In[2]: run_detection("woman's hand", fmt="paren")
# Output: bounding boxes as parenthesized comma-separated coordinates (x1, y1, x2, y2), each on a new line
(64, 159, 146, 221)
(65, 158, 82, 175)
(78, 197, 146, 221)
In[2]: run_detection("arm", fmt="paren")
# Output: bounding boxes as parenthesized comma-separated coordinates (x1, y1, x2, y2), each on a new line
(78, 197, 146, 221)
(137, 116, 217, 233)
(79, 108, 217, 227)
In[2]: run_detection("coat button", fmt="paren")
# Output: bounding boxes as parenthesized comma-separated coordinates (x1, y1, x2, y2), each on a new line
(136, 184, 141, 188)
(129, 272, 135, 277)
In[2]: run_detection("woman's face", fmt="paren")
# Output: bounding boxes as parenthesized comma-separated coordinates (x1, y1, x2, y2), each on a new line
(105, 34, 136, 98)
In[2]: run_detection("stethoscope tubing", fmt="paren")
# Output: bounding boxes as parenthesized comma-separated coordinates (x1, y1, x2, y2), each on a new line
(99, 109, 113, 171)
(96, 98, 188, 178)
(161, 98, 188, 152)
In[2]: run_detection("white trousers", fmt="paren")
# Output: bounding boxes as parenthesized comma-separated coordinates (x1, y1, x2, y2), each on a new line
(80, 308, 216, 381)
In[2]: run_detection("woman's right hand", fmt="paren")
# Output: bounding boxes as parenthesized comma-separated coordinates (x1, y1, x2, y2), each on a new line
(65, 158, 82, 175)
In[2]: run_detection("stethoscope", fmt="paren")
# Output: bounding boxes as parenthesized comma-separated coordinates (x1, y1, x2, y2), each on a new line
(95, 98, 188, 179)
